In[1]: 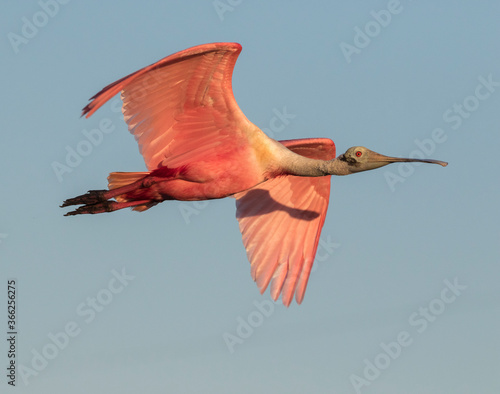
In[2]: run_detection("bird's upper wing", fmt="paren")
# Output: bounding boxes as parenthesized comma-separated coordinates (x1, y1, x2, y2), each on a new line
(82, 42, 254, 170)
(234, 138, 336, 306)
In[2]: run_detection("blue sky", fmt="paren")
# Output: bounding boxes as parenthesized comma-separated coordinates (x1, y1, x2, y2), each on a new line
(1, 1, 499, 393)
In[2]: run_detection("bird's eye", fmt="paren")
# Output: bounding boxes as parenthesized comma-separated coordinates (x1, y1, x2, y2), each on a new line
(355, 151, 362, 157)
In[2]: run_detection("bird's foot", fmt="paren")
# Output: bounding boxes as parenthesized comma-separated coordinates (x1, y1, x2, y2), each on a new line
(60, 190, 108, 207)
(64, 201, 117, 216)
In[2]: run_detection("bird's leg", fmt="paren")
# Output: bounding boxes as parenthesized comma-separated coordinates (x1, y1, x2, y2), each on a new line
(64, 199, 152, 216)
(61, 177, 153, 208)
(61, 174, 163, 216)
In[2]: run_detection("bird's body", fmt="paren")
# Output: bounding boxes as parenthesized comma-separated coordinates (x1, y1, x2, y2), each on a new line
(63, 42, 447, 306)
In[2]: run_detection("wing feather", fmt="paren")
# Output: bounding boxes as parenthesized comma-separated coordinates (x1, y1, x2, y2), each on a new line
(235, 138, 336, 306)
(82, 42, 254, 170)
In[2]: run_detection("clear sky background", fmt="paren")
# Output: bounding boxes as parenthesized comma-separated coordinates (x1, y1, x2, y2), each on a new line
(1, 1, 499, 393)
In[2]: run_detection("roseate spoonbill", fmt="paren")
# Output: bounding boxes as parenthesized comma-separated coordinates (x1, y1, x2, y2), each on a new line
(62, 42, 447, 306)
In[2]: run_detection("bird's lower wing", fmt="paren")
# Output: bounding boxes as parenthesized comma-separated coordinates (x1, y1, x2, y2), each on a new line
(234, 138, 336, 306)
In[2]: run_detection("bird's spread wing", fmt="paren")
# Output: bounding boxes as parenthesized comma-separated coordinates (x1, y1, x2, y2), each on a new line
(234, 138, 336, 306)
(82, 42, 253, 170)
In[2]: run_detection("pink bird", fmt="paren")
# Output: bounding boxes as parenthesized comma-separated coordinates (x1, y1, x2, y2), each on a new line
(62, 43, 447, 306)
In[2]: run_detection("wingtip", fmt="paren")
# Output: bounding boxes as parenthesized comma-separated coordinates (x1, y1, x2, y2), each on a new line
(80, 101, 93, 118)
(282, 298, 292, 308)
(80, 108, 89, 119)
(280, 293, 293, 308)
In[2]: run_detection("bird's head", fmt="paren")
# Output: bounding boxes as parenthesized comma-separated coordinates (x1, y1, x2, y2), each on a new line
(337, 146, 448, 174)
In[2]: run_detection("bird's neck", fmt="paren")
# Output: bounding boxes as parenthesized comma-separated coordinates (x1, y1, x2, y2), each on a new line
(322, 158, 352, 176)
(284, 156, 352, 177)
